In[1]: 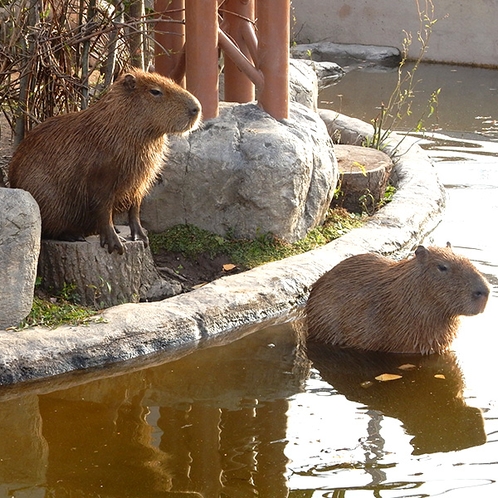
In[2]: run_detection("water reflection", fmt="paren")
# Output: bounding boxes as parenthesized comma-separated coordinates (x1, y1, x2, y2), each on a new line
(305, 343, 486, 455)
(0, 316, 492, 497)
(0, 323, 308, 497)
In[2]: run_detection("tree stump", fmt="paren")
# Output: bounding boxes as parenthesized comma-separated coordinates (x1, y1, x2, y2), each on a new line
(332, 144, 394, 213)
(38, 226, 182, 308)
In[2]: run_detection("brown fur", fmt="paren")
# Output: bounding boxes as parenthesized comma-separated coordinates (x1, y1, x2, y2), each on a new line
(305, 245, 490, 354)
(8, 69, 201, 254)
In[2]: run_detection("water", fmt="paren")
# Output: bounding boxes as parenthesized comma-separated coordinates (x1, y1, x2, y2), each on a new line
(1, 63, 498, 497)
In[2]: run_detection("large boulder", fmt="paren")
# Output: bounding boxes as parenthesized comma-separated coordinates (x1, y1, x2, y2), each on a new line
(0, 188, 41, 329)
(141, 101, 338, 243)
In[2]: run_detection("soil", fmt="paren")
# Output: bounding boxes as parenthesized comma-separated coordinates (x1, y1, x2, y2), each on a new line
(153, 250, 244, 291)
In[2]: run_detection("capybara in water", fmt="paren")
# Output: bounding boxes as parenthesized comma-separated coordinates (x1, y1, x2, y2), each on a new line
(305, 245, 490, 354)
(8, 69, 201, 254)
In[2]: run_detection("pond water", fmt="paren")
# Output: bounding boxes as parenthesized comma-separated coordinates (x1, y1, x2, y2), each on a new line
(1, 63, 498, 497)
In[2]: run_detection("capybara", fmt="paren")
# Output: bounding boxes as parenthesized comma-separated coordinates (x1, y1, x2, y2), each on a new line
(305, 244, 491, 354)
(8, 69, 201, 254)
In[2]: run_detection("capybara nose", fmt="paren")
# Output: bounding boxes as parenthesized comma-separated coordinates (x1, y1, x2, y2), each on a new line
(474, 288, 489, 300)
(189, 104, 200, 117)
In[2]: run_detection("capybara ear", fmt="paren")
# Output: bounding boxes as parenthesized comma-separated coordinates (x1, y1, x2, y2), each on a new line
(446, 241, 453, 250)
(415, 245, 429, 261)
(122, 74, 137, 91)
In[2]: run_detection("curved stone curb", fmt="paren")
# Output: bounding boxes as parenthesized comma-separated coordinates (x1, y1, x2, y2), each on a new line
(0, 129, 445, 385)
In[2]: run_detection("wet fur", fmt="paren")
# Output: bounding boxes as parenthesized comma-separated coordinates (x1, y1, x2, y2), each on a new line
(305, 245, 490, 354)
(8, 69, 201, 254)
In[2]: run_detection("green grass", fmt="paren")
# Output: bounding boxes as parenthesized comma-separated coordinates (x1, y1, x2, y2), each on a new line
(16, 282, 99, 330)
(149, 208, 365, 270)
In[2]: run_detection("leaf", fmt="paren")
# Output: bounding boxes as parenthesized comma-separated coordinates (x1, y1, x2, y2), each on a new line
(434, 374, 446, 380)
(398, 363, 417, 371)
(192, 282, 208, 290)
(375, 373, 403, 382)
(223, 263, 237, 272)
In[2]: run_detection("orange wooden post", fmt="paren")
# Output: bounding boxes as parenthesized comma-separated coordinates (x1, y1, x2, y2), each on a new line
(185, 0, 219, 119)
(222, 0, 256, 103)
(256, 0, 289, 119)
(154, 0, 185, 85)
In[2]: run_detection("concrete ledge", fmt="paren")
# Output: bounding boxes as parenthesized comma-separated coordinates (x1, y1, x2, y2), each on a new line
(0, 128, 446, 385)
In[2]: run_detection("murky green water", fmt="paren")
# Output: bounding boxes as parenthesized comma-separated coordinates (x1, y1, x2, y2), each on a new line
(2, 63, 498, 497)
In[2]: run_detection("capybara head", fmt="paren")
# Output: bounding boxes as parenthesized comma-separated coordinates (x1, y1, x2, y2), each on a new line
(305, 244, 491, 354)
(412, 244, 490, 317)
(110, 70, 202, 136)
(8, 69, 201, 254)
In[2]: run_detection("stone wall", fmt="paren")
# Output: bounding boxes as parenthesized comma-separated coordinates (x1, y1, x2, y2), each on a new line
(292, 0, 498, 68)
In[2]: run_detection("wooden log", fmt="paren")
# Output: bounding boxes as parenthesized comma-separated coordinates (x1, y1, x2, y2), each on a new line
(38, 226, 182, 309)
(332, 144, 394, 214)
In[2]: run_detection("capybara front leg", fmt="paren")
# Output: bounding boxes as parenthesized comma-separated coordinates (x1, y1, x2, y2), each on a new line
(128, 203, 149, 247)
(99, 211, 125, 254)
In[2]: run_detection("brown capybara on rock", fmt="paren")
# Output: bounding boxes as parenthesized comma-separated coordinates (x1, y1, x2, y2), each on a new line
(305, 245, 490, 354)
(8, 69, 201, 254)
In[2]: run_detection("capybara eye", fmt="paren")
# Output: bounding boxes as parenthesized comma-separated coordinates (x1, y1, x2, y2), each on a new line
(437, 264, 448, 272)
(149, 88, 163, 97)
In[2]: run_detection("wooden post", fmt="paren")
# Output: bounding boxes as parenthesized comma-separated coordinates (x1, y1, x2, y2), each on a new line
(185, 0, 219, 119)
(154, 0, 185, 85)
(256, 0, 289, 120)
(222, 0, 256, 103)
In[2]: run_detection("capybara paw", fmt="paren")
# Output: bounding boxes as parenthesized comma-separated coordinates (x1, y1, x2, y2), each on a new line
(100, 232, 124, 255)
(131, 233, 149, 247)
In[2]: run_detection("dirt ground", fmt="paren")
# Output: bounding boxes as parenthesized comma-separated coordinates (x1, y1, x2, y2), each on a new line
(153, 249, 243, 291)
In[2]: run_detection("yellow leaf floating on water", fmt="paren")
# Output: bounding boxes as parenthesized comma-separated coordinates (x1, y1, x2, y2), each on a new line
(375, 373, 403, 382)
(398, 363, 417, 371)
(434, 374, 446, 379)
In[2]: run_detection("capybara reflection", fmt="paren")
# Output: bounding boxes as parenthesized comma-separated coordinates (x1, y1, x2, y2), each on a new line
(305, 343, 486, 454)
(305, 245, 490, 354)
(8, 69, 201, 254)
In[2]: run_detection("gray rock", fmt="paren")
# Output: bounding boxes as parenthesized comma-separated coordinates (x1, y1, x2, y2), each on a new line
(296, 59, 345, 89)
(0, 188, 41, 329)
(141, 101, 338, 243)
(319, 109, 375, 145)
(289, 58, 319, 110)
(291, 42, 402, 69)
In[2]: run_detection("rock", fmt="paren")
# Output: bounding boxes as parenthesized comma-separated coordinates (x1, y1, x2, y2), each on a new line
(319, 109, 374, 145)
(291, 42, 402, 69)
(295, 59, 345, 89)
(0, 188, 41, 329)
(332, 144, 394, 213)
(37, 225, 182, 309)
(141, 101, 338, 243)
(289, 58, 319, 111)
